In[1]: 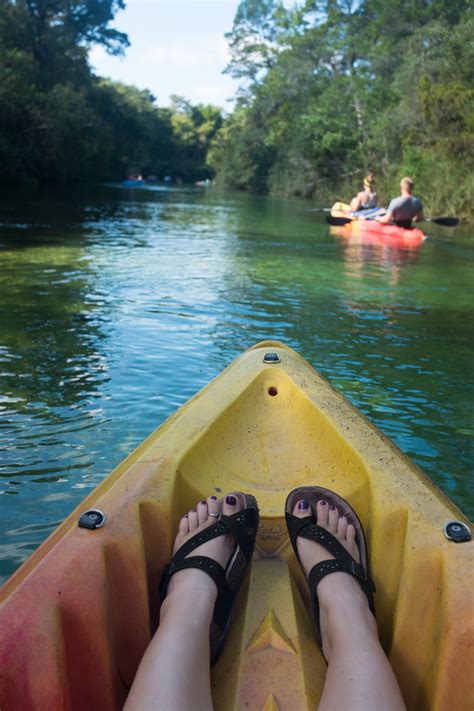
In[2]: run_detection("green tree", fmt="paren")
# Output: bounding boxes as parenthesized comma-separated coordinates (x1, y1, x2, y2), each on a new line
(211, 0, 474, 217)
(0, 0, 222, 185)
(169, 97, 223, 181)
(225, 0, 284, 86)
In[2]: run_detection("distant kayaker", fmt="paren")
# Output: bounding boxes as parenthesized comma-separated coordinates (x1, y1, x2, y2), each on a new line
(350, 174, 377, 212)
(377, 177, 424, 228)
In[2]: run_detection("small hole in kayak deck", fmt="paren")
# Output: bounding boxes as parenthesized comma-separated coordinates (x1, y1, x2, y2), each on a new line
(268, 386, 278, 396)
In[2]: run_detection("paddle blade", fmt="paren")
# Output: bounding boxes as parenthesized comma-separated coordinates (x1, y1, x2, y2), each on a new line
(431, 217, 459, 227)
(326, 215, 352, 226)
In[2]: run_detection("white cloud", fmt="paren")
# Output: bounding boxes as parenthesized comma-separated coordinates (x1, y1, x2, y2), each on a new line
(191, 83, 235, 106)
(87, 2, 241, 106)
(142, 34, 230, 69)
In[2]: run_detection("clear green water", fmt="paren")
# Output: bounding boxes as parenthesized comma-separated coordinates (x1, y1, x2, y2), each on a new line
(1, 185, 473, 584)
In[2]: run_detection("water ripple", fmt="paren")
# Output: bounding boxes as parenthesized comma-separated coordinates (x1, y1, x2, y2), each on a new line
(0, 187, 473, 584)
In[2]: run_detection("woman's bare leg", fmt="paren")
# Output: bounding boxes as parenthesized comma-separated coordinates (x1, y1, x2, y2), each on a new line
(125, 494, 242, 711)
(293, 498, 406, 711)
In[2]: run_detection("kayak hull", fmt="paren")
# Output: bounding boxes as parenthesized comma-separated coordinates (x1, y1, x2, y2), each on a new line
(0, 342, 472, 710)
(331, 223, 426, 250)
(330, 201, 427, 244)
(349, 219, 426, 244)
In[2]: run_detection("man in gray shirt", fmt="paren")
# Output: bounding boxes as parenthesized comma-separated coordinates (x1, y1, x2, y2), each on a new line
(377, 177, 424, 228)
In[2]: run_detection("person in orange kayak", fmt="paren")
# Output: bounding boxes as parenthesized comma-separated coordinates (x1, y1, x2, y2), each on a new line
(350, 173, 378, 212)
(376, 176, 424, 228)
(125, 489, 406, 711)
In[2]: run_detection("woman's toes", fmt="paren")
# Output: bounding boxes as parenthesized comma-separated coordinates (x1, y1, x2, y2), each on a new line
(328, 504, 339, 532)
(178, 515, 189, 536)
(207, 495, 219, 518)
(188, 508, 198, 531)
(293, 499, 311, 517)
(316, 499, 329, 526)
(197, 500, 208, 525)
(346, 524, 360, 561)
(222, 493, 240, 517)
(347, 523, 356, 544)
(337, 515, 348, 538)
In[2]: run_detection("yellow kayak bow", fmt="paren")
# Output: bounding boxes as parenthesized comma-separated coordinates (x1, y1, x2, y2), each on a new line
(0, 342, 472, 710)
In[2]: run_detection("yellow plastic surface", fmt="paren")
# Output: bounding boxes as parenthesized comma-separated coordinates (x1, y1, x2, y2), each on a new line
(331, 201, 351, 216)
(0, 342, 473, 710)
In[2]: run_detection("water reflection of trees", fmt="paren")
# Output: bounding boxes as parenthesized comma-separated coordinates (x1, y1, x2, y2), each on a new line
(0, 244, 109, 412)
(0, 189, 170, 417)
(0, 193, 121, 583)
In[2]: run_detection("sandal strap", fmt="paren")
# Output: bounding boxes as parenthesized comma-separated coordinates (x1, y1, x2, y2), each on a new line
(299, 523, 358, 565)
(221, 507, 258, 561)
(285, 512, 314, 552)
(159, 554, 235, 626)
(159, 506, 258, 601)
(160, 554, 225, 594)
(285, 511, 376, 625)
(308, 558, 376, 598)
(286, 513, 356, 567)
(170, 508, 258, 567)
(307, 557, 376, 638)
(168, 520, 228, 566)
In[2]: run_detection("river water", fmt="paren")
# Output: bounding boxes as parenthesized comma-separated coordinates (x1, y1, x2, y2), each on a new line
(0, 185, 473, 584)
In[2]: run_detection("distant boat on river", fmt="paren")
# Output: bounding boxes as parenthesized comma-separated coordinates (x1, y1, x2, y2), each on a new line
(122, 178, 145, 188)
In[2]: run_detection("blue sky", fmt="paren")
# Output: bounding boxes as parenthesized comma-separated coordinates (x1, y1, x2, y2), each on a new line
(89, 0, 241, 109)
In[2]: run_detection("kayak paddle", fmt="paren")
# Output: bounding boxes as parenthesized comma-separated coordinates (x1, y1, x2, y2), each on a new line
(422, 217, 459, 226)
(326, 215, 459, 227)
(326, 216, 352, 226)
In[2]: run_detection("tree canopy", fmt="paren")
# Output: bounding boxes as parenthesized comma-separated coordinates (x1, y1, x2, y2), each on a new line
(1, 0, 472, 217)
(0, 0, 221, 183)
(211, 0, 474, 217)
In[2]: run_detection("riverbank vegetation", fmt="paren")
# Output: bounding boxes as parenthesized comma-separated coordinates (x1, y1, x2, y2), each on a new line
(1, 0, 472, 218)
(0, 0, 221, 183)
(210, 0, 473, 218)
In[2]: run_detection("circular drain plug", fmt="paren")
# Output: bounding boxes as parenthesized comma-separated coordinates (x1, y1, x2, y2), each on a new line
(443, 521, 471, 542)
(78, 509, 106, 530)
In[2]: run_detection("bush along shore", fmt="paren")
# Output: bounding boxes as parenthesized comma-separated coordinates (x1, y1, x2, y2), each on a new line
(1, 0, 472, 220)
(0, 1, 221, 184)
(209, 0, 474, 221)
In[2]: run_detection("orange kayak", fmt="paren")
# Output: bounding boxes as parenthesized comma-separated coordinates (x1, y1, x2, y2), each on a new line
(348, 219, 426, 244)
(0, 342, 472, 710)
(330, 202, 427, 245)
(331, 223, 426, 250)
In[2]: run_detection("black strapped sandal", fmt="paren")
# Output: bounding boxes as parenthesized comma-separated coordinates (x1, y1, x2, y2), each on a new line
(159, 493, 259, 664)
(285, 486, 376, 653)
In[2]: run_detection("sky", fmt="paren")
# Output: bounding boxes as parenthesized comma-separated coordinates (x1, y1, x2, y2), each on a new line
(89, 0, 242, 109)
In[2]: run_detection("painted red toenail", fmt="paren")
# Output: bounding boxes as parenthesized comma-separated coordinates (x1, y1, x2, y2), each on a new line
(319, 500, 327, 505)
(200, 500, 206, 504)
(226, 495, 237, 505)
(298, 500, 309, 510)
(330, 505, 336, 511)
(210, 496, 217, 500)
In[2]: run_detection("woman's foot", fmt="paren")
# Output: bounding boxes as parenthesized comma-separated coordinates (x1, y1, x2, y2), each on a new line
(293, 497, 378, 662)
(125, 494, 245, 711)
(163, 493, 242, 607)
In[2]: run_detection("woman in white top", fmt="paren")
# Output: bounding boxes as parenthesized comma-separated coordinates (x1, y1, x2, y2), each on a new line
(350, 174, 377, 212)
